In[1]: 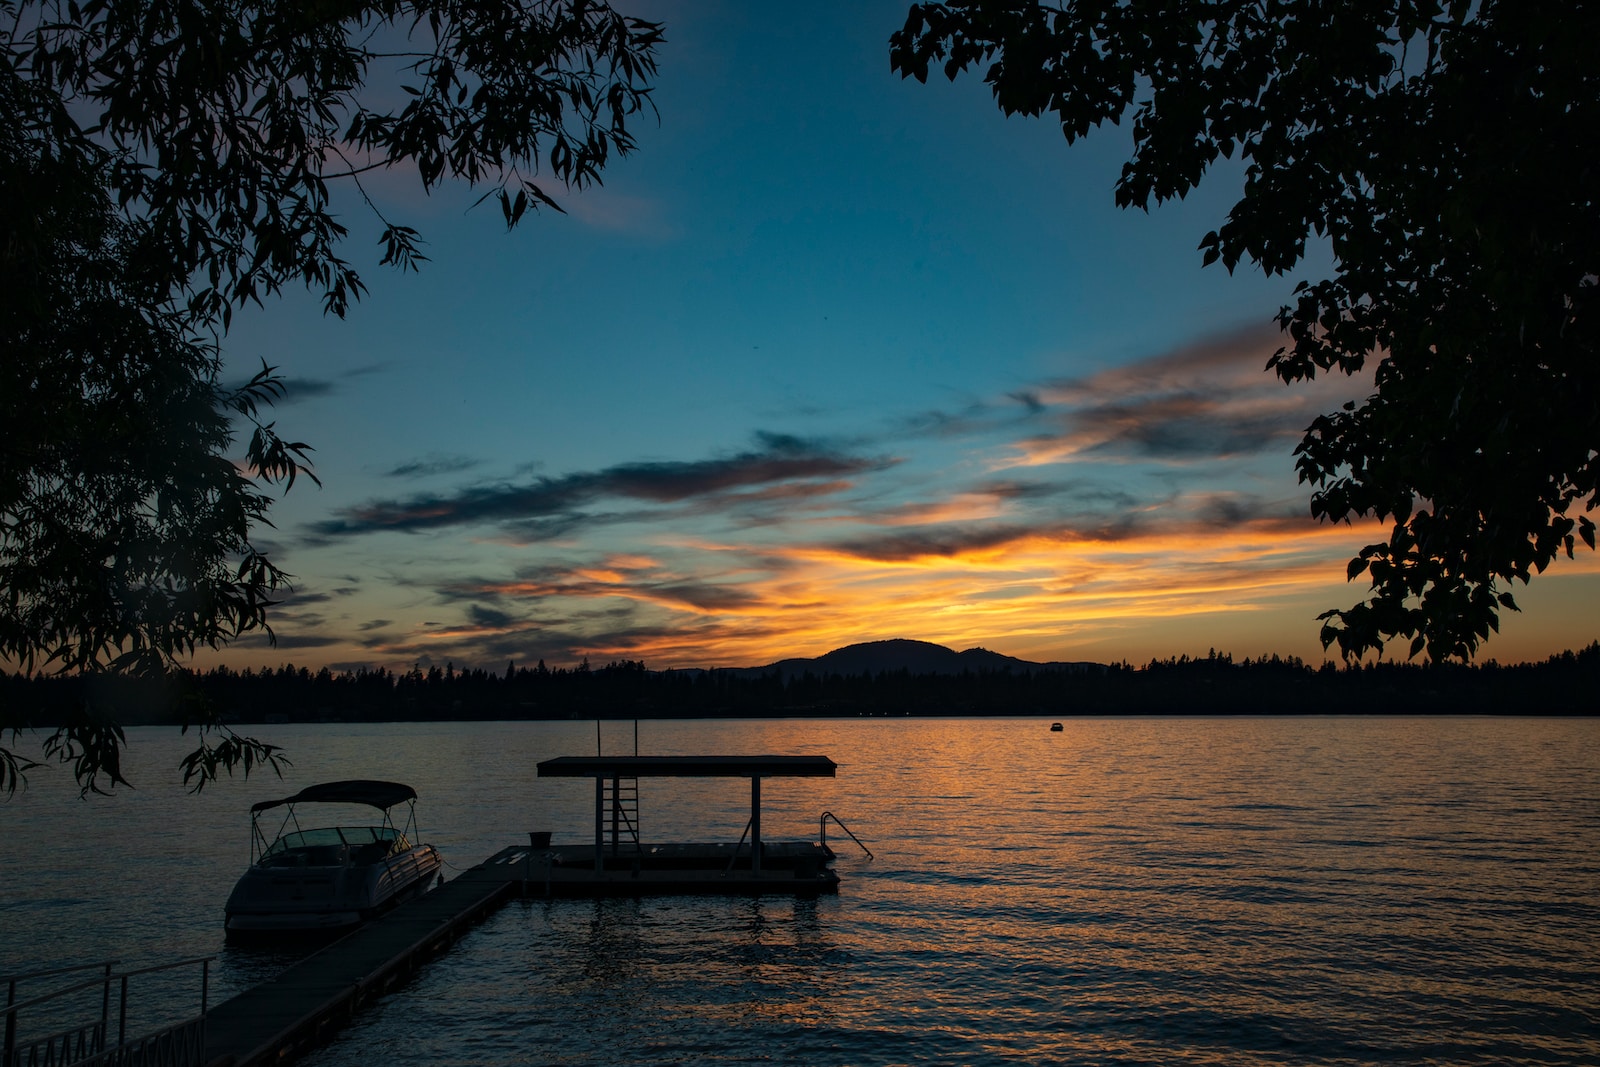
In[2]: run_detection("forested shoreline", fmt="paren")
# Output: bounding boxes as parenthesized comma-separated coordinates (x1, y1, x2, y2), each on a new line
(7, 643, 1600, 727)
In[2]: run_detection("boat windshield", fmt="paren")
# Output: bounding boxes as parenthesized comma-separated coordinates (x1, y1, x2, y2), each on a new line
(260, 826, 403, 866)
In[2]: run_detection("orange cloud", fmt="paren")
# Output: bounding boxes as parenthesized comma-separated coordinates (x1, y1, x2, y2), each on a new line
(423, 511, 1386, 669)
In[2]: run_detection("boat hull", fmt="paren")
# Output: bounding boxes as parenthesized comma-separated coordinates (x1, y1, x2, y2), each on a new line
(224, 843, 441, 941)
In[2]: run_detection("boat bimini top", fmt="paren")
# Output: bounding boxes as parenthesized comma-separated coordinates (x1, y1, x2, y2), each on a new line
(247, 779, 424, 865)
(250, 780, 418, 813)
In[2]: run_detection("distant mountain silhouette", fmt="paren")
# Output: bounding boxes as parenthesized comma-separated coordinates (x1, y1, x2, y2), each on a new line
(730, 638, 1098, 679)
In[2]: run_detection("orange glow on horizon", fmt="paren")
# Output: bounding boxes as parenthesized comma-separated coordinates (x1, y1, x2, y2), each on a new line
(416, 514, 1395, 668)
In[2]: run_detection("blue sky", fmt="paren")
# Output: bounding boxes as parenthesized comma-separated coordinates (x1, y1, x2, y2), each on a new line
(206, 2, 1597, 673)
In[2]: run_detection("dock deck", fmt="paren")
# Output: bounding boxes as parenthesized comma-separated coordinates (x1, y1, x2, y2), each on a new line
(203, 839, 838, 1065)
(203, 854, 517, 1067)
(203, 753, 853, 1065)
(514, 839, 839, 896)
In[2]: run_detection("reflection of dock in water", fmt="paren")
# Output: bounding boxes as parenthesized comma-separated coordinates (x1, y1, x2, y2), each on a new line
(203, 754, 864, 1067)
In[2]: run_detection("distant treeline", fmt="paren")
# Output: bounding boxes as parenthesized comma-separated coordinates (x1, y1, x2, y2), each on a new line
(6, 644, 1600, 726)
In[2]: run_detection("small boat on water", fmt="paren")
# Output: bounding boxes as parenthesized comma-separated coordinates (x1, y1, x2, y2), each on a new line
(1050, 722, 1064, 732)
(224, 779, 442, 941)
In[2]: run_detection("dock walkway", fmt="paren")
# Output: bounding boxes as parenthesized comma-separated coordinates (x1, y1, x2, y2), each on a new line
(203, 851, 521, 1067)
(202, 754, 854, 1066)
(202, 839, 838, 1066)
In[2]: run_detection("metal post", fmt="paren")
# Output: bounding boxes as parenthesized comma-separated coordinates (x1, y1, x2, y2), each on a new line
(593, 775, 604, 874)
(750, 776, 762, 875)
(100, 961, 113, 1047)
(609, 779, 619, 851)
(526, 832, 535, 897)
(118, 974, 128, 1047)
(5, 976, 16, 1067)
(201, 959, 209, 1017)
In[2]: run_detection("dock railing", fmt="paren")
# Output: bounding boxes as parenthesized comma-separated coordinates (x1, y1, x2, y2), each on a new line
(2, 956, 213, 1067)
(819, 812, 874, 859)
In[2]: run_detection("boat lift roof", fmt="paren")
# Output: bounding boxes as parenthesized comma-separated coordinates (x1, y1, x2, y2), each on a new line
(250, 780, 418, 814)
(537, 755, 837, 875)
(536, 755, 836, 778)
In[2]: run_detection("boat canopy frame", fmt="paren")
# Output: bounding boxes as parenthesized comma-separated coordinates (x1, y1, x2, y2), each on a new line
(247, 779, 424, 864)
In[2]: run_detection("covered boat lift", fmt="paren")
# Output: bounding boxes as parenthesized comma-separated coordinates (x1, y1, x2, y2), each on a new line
(535, 755, 837, 874)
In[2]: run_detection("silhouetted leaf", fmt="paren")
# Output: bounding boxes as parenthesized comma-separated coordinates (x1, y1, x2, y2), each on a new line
(891, 1, 1598, 662)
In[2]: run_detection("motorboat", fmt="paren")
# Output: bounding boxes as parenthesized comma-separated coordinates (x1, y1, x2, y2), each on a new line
(224, 779, 442, 941)
(1050, 722, 1064, 732)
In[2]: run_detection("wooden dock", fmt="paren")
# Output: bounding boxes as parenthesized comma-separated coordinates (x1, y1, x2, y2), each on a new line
(201, 839, 837, 1066)
(203, 852, 518, 1067)
(517, 839, 839, 896)
(201, 755, 857, 1065)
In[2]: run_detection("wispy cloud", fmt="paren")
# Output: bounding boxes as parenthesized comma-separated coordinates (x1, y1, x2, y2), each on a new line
(563, 187, 682, 240)
(999, 324, 1364, 468)
(384, 454, 481, 479)
(276, 323, 1400, 670)
(236, 363, 389, 407)
(312, 432, 892, 538)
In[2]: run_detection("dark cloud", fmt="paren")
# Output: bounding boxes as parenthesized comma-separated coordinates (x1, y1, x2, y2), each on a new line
(1068, 394, 1299, 460)
(831, 524, 1043, 562)
(1192, 493, 1305, 528)
(272, 633, 345, 649)
(468, 604, 517, 628)
(228, 363, 386, 407)
(272, 585, 357, 607)
(829, 512, 1152, 562)
(312, 435, 890, 538)
(440, 565, 760, 615)
(277, 590, 335, 606)
(1015, 320, 1367, 464)
(384, 455, 481, 479)
(1008, 390, 1046, 415)
(982, 479, 1105, 503)
(272, 612, 327, 629)
(230, 631, 344, 650)
(650, 582, 761, 612)
(494, 514, 595, 545)
(368, 612, 780, 672)
(275, 377, 337, 403)
(895, 399, 1008, 441)
(357, 618, 392, 632)
(1196, 493, 1263, 527)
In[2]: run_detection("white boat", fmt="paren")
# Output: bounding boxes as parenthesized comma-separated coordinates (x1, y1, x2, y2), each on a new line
(224, 779, 442, 940)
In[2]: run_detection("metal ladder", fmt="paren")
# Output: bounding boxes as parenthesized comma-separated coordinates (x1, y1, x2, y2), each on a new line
(597, 719, 642, 854)
(603, 774, 640, 853)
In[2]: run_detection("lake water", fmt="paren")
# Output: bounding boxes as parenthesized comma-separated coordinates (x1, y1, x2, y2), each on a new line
(3, 717, 1598, 1065)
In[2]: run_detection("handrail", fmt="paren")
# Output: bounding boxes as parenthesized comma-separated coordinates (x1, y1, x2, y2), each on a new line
(820, 812, 873, 859)
(4, 970, 112, 1067)
(4, 959, 116, 1067)
(4, 955, 214, 1065)
(0, 960, 119, 986)
(112, 956, 215, 983)
(722, 816, 755, 876)
(2, 973, 116, 1018)
(111, 955, 214, 1044)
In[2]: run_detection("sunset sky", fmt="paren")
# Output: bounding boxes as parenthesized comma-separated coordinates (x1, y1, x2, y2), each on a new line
(204, 2, 1597, 673)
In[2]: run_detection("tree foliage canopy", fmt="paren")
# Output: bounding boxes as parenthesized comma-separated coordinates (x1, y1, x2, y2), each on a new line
(892, 0, 1598, 661)
(1, 0, 661, 795)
